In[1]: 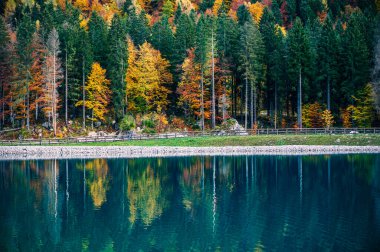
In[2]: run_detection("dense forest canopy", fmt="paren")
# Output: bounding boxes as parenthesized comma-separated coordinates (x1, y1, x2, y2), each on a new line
(0, 0, 379, 136)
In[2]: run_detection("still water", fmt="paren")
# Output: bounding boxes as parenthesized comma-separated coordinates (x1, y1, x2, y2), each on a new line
(0, 155, 380, 251)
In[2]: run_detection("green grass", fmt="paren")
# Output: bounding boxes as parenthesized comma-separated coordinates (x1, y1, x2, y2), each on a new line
(66, 134, 380, 147)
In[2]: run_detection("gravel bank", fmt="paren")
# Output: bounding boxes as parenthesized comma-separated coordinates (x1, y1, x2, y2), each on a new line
(0, 145, 379, 160)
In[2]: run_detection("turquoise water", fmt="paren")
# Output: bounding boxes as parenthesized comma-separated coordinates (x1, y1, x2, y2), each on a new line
(0, 155, 380, 251)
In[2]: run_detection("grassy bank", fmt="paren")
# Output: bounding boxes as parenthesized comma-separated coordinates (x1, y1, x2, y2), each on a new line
(66, 134, 380, 147)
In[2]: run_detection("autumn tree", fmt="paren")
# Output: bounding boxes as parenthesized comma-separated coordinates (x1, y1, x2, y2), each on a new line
(42, 28, 63, 136)
(177, 49, 210, 122)
(126, 41, 172, 114)
(29, 32, 45, 124)
(76, 62, 111, 127)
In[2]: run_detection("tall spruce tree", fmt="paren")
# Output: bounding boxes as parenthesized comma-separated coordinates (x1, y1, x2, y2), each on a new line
(287, 17, 310, 128)
(239, 20, 264, 129)
(107, 14, 128, 121)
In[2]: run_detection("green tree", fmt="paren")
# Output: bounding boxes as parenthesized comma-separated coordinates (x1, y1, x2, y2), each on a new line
(239, 20, 264, 129)
(287, 17, 311, 128)
(107, 14, 128, 121)
(128, 9, 150, 46)
(88, 12, 108, 67)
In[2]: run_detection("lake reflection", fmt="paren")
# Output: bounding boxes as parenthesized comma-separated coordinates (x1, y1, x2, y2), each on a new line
(1, 155, 380, 251)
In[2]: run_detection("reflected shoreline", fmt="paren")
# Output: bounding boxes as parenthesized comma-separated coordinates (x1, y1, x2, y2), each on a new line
(1, 145, 380, 160)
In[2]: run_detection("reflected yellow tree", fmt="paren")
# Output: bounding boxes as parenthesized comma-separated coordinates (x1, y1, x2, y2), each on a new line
(85, 159, 110, 208)
(127, 161, 170, 226)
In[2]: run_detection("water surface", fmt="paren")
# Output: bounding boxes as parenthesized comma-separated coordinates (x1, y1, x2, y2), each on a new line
(1, 155, 380, 251)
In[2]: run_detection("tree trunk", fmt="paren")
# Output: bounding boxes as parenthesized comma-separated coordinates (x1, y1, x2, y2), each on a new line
(211, 29, 216, 129)
(327, 75, 330, 111)
(53, 50, 57, 136)
(26, 83, 30, 131)
(65, 49, 68, 126)
(222, 84, 227, 122)
(298, 67, 302, 129)
(250, 81, 253, 129)
(245, 74, 248, 130)
(254, 84, 257, 127)
(274, 82, 277, 129)
(82, 57, 85, 130)
(200, 68, 205, 132)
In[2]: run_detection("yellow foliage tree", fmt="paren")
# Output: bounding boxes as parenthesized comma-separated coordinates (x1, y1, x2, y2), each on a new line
(302, 102, 324, 128)
(247, 2, 265, 24)
(76, 62, 111, 124)
(85, 159, 110, 208)
(126, 41, 172, 114)
(321, 109, 334, 129)
(212, 0, 223, 15)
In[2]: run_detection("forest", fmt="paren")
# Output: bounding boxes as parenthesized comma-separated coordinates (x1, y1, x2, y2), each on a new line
(0, 0, 379, 137)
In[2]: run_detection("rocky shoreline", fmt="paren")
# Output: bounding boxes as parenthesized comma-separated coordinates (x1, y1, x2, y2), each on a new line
(0, 145, 379, 160)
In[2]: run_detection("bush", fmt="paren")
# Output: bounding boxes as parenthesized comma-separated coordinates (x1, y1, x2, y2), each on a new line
(142, 119, 155, 129)
(170, 117, 186, 131)
(120, 115, 135, 131)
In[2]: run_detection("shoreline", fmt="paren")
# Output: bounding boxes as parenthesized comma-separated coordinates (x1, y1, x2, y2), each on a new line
(0, 145, 380, 160)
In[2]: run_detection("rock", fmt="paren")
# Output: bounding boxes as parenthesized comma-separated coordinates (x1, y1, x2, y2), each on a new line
(88, 131, 97, 137)
(336, 139, 341, 143)
(94, 121, 101, 128)
(42, 122, 51, 129)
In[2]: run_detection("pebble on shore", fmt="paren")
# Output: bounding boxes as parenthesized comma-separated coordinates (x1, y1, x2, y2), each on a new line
(0, 145, 379, 160)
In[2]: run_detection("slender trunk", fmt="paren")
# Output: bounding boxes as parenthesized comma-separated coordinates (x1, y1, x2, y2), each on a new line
(250, 81, 253, 129)
(1, 84, 4, 128)
(222, 84, 227, 122)
(274, 82, 277, 129)
(200, 68, 205, 132)
(298, 67, 302, 129)
(65, 49, 68, 126)
(26, 82, 30, 131)
(36, 95, 38, 121)
(254, 83, 257, 126)
(53, 50, 57, 136)
(211, 28, 216, 129)
(327, 75, 330, 111)
(245, 73, 248, 130)
(82, 57, 85, 130)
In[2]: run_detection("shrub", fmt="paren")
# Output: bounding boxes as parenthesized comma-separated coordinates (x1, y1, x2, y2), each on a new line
(170, 117, 186, 131)
(120, 115, 135, 131)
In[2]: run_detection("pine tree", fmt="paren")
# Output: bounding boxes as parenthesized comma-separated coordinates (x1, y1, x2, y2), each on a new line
(0, 17, 13, 128)
(128, 9, 150, 46)
(287, 17, 311, 128)
(195, 14, 212, 131)
(239, 20, 264, 129)
(88, 11, 108, 67)
(341, 11, 371, 106)
(317, 15, 339, 111)
(15, 12, 35, 129)
(107, 14, 128, 121)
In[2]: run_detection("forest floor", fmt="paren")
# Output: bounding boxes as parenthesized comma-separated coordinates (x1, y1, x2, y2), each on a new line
(67, 134, 380, 147)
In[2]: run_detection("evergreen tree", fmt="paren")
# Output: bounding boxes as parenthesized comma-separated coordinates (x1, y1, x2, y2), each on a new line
(341, 11, 371, 105)
(128, 9, 150, 46)
(287, 17, 311, 128)
(317, 15, 339, 111)
(15, 12, 35, 129)
(195, 14, 211, 131)
(107, 14, 128, 121)
(88, 11, 108, 67)
(239, 20, 264, 129)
